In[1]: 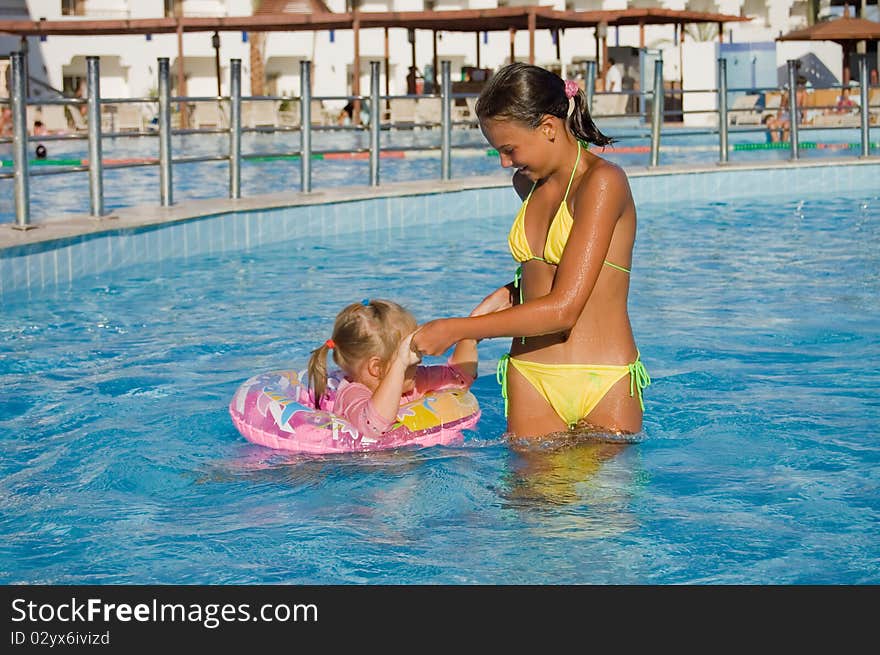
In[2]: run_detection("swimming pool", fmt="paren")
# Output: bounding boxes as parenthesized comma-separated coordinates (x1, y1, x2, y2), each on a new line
(1, 124, 877, 224)
(1, 166, 878, 584)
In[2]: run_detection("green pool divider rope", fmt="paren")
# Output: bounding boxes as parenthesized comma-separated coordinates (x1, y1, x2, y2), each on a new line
(0, 158, 85, 167)
(733, 141, 880, 151)
(734, 142, 816, 150)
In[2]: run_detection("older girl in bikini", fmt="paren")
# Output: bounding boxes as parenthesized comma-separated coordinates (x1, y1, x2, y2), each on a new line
(415, 63, 649, 438)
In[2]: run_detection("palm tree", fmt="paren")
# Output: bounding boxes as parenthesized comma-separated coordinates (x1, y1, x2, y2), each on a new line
(249, 1, 266, 95)
(684, 22, 719, 43)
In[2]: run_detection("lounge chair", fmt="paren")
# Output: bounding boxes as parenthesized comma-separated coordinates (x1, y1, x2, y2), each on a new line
(761, 92, 781, 122)
(66, 103, 88, 132)
(115, 103, 145, 132)
(810, 112, 861, 128)
(415, 97, 441, 126)
(452, 97, 472, 124)
(242, 100, 278, 128)
(31, 104, 69, 133)
(191, 101, 228, 129)
(390, 98, 418, 128)
(309, 99, 331, 126)
(728, 94, 762, 125)
(590, 92, 629, 118)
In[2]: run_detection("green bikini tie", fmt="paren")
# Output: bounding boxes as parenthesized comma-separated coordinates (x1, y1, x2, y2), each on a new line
(512, 266, 526, 345)
(627, 356, 651, 411)
(496, 354, 511, 417)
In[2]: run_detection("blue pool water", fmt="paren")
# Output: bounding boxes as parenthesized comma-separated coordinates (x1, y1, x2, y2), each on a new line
(1, 124, 877, 223)
(1, 187, 878, 584)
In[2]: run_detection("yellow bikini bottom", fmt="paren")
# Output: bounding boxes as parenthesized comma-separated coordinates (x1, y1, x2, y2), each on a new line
(496, 353, 650, 428)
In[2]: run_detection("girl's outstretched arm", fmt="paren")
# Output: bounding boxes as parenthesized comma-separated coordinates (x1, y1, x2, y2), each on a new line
(414, 164, 628, 355)
(441, 283, 513, 379)
(449, 339, 477, 380)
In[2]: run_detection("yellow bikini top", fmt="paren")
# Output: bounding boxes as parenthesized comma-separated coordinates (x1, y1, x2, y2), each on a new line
(507, 141, 630, 274)
(508, 142, 580, 265)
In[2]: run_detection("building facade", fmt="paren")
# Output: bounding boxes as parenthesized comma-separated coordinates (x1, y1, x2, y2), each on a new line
(0, 0, 875, 124)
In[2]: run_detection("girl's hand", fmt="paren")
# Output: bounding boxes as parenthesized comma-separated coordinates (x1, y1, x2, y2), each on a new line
(470, 283, 514, 317)
(413, 319, 458, 356)
(393, 330, 422, 370)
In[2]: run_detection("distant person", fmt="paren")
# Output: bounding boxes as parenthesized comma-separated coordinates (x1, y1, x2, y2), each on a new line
(32, 119, 47, 136)
(337, 99, 371, 126)
(764, 80, 807, 143)
(406, 66, 422, 96)
(0, 105, 12, 136)
(337, 100, 354, 125)
(835, 87, 857, 114)
(74, 79, 87, 119)
(423, 64, 435, 94)
(604, 58, 622, 93)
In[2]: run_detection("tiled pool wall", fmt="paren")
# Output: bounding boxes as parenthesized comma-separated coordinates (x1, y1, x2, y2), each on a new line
(1, 160, 878, 299)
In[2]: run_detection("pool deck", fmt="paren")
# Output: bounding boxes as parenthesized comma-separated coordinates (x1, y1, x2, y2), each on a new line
(1, 156, 878, 253)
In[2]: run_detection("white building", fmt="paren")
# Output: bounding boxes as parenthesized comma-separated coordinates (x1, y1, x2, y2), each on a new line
(0, 0, 873, 126)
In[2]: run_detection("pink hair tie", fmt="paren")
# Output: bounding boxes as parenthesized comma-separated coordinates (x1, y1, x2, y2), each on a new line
(564, 79, 579, 99)
(325, 339, 335, 350)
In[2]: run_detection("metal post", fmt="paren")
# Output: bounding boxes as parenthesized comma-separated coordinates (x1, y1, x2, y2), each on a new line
(650, 58, 663, 167)
(19, 35, 29, 98)
(585, 60, 596, 114)
(86, 56, 105, 217)
(440, 60, 452, 181)
(859, 56, 870, 158)
(158, 57, 173, 207)
(212, 31, 222, 98)
(10, 51, 32, 230)
(787, 59, 800, 161)
(718, 58, 729, 164)
(369, 60, 381, 187)
(300, 60, 312, 193)
(229, 58, 241, 199)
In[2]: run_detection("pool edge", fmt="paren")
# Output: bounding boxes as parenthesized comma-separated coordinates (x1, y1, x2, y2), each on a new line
(2, 157, 878, 253)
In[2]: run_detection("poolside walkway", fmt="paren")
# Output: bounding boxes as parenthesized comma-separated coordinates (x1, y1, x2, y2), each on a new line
(1, 156, 877, 252)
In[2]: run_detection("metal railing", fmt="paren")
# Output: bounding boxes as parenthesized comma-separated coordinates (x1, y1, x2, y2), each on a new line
(2, 53, 876, 230)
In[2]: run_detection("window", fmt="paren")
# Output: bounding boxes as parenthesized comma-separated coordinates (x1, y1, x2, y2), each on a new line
(61, 0, 86, 16)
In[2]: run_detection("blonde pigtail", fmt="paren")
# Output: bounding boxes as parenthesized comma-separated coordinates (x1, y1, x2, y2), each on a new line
(307, 343, 331, 409)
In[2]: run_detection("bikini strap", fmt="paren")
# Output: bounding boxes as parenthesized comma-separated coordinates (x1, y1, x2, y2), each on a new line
(561, 140, 581, 203)
(496, 354, 511, 417)
(603, 259, 631, 274)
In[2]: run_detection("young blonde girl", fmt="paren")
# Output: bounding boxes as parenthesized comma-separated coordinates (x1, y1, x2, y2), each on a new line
(307, 299, 478, 440)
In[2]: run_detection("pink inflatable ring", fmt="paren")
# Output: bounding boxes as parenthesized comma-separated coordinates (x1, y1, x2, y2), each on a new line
(229, 368, 481, 454)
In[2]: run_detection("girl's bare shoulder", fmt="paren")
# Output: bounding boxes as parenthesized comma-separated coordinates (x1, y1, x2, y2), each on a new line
(573, 156, 632, 214)
(583, 155, 628, 186)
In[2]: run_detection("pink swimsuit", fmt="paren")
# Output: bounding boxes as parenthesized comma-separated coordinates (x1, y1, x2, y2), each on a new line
(323, 363, 475, 440)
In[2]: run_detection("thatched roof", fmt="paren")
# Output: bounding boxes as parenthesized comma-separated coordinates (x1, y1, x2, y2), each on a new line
(0, 5, 748, 37)
(777, 16, 880, 43)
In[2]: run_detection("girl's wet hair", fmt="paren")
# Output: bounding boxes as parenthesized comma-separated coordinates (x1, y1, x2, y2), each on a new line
(306, 299, 418, 407)
(475, 62, 614, 148)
